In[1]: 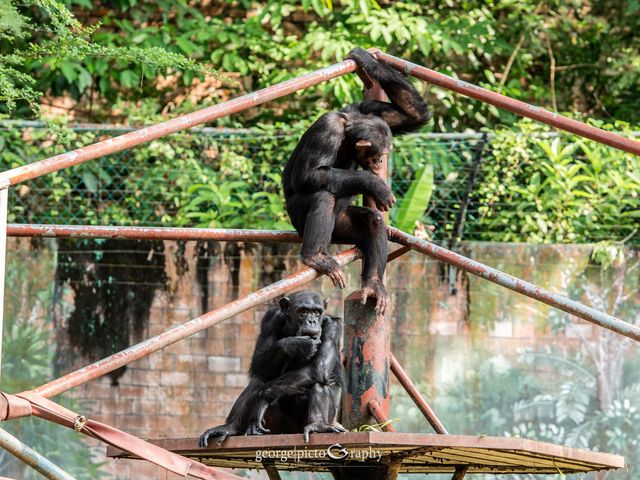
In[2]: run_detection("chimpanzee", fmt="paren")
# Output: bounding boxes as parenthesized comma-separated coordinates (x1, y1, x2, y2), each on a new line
(282, 48, 431, 315)
(199, 290, 344, 447)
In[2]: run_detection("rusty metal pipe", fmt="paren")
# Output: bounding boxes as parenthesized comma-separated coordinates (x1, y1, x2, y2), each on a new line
(388, 227, 640, 342)
(31, 247, 360, 398)
(390, 354, 448, 434)
(0, 60, 358, 186)
(372, 50, 640, 157)
(0, 427, 75, 480)
(367, 399, 396, 432)
(7, 224, 301, 243)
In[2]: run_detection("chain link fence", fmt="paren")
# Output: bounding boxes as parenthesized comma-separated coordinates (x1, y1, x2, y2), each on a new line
(1, 122, 638, 244)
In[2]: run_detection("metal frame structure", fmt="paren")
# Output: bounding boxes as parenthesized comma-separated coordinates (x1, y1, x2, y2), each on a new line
(0, 49, 638, 479)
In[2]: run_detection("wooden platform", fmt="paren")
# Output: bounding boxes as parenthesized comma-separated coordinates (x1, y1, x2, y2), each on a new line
(107, 432, 625, 475)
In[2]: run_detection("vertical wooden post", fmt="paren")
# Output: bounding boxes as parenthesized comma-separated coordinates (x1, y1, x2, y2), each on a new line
(341, 70, 391, 430)
(341, 292, 391, 430)
(333, 63, 394, 480)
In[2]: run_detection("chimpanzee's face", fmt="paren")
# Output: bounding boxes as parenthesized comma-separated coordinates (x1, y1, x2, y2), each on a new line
(350, 116, 393, 171)
(280, 291, 326, 339)
(293, 303, 323, 338)
(355, 142, 392, 171)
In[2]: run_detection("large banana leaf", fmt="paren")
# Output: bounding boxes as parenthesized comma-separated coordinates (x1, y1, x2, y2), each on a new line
(393, 165, 434, 232)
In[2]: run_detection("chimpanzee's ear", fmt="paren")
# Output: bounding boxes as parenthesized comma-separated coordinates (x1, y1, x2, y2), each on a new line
(355, 139, 372, 149)
(323, 298, 329, 310)
(279, 297, 290, 313)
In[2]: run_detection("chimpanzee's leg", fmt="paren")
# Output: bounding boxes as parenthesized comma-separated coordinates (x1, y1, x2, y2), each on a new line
(332, 205, 388, 313)
(247, 367, 314, 435)
(303, 383, 346, 443)
(199, 379, 264, 447)
(287, 191, 346, 288)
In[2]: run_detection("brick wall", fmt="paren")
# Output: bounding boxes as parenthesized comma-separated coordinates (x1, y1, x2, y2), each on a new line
(6, 239, 621, 479)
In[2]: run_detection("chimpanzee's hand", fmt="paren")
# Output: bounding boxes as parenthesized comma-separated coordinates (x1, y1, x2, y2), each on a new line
(346, 48, 376, 68)
(281, 336, 321, 359)
(372, 180, 396, 212)
(296, 335, 322, 359)
(200, 424, 237, 447)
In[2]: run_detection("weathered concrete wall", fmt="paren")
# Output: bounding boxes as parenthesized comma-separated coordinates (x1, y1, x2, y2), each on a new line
(2, 238, 638, 479)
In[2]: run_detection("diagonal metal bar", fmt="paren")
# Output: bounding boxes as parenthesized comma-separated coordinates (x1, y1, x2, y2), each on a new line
(0, 427, 75, 480)
(372, 49, 640, 157)
(31, 247, 359, 398)
(367, 399, 396, 432)
(9, 392, 240, 480)
(31, 245, 411, 398)
(0, 60, 358, 186)
(388, 227, 640, 342)
(390, 354, 448, 434)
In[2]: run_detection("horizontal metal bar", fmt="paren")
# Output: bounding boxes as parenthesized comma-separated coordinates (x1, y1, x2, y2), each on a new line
(388, 227, 640, 342)
(0, 60, 358, 186)
(7, 224, 300, 243)
(373, 50, 640, 157)
(31, 247, 359, 398)
(0, 427, 75, 480)
(390, 354, 448, 434)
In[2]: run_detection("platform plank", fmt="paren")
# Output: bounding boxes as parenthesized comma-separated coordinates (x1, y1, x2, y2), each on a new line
(107, 432, 625, 475)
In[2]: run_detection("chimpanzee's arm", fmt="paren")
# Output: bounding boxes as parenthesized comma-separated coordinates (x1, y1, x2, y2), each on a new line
(312, 316, 343, 383)
(346, 48, 431, 134)
(285, 111, 393, 205)
(250, 307, 319, 379)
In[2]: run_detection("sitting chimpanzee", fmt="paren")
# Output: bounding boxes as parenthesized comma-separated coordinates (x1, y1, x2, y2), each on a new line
(199, 290, 344, 447)
(282, 48, 431, 315)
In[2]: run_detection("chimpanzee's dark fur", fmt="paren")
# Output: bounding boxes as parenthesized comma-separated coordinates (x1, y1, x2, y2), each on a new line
(282, 48, 430, 314)
(199, 291, 344, 446)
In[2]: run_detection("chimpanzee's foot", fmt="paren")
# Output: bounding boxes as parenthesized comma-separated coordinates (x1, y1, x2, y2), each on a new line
(245, 421, 269, 436)
(357, 279, 388, 315)
(301, 253, 346, 288)
(199, 425, 238, 447)
(303, 421, 348, 443)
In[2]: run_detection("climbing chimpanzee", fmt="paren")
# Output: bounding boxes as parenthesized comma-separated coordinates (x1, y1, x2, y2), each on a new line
(282, 48, 431, 315)
(199, 290, 344, 447)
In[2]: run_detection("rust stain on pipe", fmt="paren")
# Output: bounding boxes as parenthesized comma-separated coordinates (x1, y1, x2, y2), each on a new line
(390, 353, 448, 434)
(372, 49, 640, 157)
(0, 60, 358, 186)
(388, 227, 640, 342)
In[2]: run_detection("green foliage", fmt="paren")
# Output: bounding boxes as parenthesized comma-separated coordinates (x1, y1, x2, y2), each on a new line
(391, 164, 433, 232)
(474, 119, 640, 244)
(0, 122, 302, 229)
(512, 349, 640, 475)
(3, 1, 639, 127)
(0, 0, 229, 116)
(0, 244, 106, 479)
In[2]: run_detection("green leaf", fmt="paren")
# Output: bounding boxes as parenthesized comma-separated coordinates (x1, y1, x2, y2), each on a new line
(119, 70, 139, 88)
(59, 62, 77, 83)
(77, 67, 92, 91)
(394, 165, 434, 232)
(82, 172, 98, 193)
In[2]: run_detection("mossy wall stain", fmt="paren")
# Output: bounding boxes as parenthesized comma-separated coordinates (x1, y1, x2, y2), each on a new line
(54, 238, 167, 385)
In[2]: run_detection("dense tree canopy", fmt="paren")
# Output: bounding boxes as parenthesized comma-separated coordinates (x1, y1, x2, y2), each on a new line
(2, 0, 640, 129)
